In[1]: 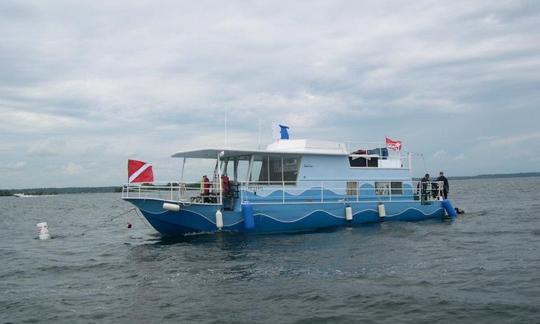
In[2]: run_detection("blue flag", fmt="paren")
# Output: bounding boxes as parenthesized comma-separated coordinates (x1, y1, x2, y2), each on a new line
(272, 123, 290, 140)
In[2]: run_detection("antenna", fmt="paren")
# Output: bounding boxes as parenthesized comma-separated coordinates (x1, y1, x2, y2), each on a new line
(224, 108, 228, 147)
(258, 118, 261, 149)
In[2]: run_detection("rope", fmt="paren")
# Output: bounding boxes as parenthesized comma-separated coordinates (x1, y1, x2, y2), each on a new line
(133, 208, 154, 230)
(110, 207, 137, 221)
(110, 207, 153, 230)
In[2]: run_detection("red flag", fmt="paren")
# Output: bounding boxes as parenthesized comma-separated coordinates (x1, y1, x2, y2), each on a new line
(385, 137, 402, 151)
(128, 159, 154, 183)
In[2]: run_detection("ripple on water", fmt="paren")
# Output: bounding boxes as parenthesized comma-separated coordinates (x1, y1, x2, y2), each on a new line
(1, 180, 540, 323)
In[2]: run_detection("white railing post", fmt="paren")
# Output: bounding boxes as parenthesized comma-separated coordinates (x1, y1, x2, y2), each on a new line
(282, 181, 285, 204)
(170, 183, 173, 200)
(138, 185, 141, 198)
(217, 152, 223, 206)
(321, 181, 324, 203)
(240, 183, 244, 204)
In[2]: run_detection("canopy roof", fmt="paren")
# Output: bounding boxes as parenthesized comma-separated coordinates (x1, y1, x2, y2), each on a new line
(171, 148, 350, 159)
(172, 148, 268, 159)
(171, 140, 356, 159)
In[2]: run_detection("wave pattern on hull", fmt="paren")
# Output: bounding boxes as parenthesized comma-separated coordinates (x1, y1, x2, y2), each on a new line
(135, 201, 444, 235)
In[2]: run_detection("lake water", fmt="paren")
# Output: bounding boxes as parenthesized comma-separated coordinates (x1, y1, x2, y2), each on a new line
(1, 177, 540, 323)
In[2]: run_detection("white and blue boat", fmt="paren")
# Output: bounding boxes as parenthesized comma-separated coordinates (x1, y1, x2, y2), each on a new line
(122, 132, 457, 236)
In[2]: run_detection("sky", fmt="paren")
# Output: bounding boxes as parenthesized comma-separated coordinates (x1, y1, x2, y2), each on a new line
(1, 0, 539, 188)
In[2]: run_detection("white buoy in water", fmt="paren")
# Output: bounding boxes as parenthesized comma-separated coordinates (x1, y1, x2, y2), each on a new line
(36, 222, 50, 240)
(215, 210, 224, 230)
(345, 206, 353, 221)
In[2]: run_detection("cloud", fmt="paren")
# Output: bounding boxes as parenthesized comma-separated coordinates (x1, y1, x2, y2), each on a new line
(1, 0, 540, 187)
(63, 162, 83, 175)
(488, 131, 540, 146)
(454, 153, 465, 161)
(2, 161, 27, 170)
(432, 150, 447, 159)
(27, 139, 65, 156)
(0, 108, 91, 134)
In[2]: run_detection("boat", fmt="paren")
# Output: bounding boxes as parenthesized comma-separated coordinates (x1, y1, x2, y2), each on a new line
(122, 135, 458, 236)
(13, 193, 37, 197)
(13, 193, 55, 197)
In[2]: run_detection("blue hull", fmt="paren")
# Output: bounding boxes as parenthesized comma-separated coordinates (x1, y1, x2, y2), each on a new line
(124, 198, 446, 236)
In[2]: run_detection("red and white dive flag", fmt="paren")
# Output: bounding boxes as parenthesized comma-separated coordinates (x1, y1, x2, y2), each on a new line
(128, 159, 154, 183)
(385, 137, 402, 151)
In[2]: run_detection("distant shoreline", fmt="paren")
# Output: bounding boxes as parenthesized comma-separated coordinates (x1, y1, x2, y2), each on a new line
(0, 186, 122, 197)
(1, 172, 539, 196)
(448, 172, 540, 180)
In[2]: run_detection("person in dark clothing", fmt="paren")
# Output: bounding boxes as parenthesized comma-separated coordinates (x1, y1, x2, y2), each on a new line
(420, 173, 430, 202)
(436, 171, 449, 199)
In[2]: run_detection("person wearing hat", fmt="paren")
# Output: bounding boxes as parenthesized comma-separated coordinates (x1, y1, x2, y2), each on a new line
(436, 171, 449, 199)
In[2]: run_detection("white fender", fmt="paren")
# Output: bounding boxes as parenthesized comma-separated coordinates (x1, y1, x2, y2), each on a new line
(378, 203, 386, 218)
(215, 210, 224, 229)
(163, 203, 180, 212)
(345, 206, 353, 221)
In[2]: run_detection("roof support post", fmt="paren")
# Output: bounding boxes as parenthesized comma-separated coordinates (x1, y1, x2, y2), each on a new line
(180, 158, 186, 182)
(246, 155, 255, 185)
(218, 152, 223, 205)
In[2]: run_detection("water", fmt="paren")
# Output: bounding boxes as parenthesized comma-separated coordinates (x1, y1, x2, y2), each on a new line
(1, 178, 540, 323)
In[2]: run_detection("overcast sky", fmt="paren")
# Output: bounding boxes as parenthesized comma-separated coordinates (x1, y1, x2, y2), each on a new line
(1, 0, 539, 188)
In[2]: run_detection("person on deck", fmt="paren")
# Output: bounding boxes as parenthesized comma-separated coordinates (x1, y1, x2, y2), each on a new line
(221, 175, 229, 195)
(200, 175, 211, 203)
(201, 174, 210, 194)
(420, 173, 430, 202)
(436, 171, 449, 199)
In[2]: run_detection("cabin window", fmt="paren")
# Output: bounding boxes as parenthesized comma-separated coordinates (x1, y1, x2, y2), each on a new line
(257, 156, 281, 183)
(391, 182, 403, 195)
(375, 181, 403, 195)
(375, 182, 390, 195)
(249, 155, 300, 185)
(346, 181, 358, 196)
(236, 159, 250, 182)
(283, 157, 300, 184)
(249, 156, 264, 182)
(268, 156, 282, 182)
(221, 159, 234, 177)
(348, 156, 378, 167)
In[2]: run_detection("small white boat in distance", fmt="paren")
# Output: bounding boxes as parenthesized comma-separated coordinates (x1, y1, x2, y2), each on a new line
(14, 193, 37, 197)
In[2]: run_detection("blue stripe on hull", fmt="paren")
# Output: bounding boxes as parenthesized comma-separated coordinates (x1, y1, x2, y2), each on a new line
(124, 198, 445, 236)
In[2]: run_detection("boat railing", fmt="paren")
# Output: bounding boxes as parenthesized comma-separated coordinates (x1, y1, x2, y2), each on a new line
(239, 180, 444, 205)
(123, 180, 444, 206)
(122, 181, 224, 205)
